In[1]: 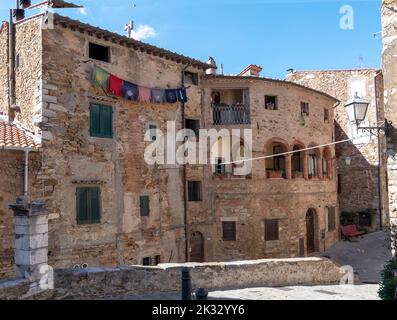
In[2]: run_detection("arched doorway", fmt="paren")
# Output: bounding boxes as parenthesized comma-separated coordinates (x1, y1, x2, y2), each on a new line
(306, 209, 317, 254)
(190, 231, 204, 262)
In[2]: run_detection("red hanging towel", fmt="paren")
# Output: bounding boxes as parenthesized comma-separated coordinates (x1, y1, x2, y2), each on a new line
(108, 74, 123, 96)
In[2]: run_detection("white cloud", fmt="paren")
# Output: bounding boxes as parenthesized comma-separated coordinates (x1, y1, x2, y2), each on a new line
(131, 25, 157, 41)
(79, 8, 88, 15)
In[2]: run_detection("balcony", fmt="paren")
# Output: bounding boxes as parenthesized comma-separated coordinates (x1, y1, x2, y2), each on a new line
(212, 103, 251, 125)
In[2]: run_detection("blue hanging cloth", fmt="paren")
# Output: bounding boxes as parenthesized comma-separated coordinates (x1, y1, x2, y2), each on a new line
(165, 89, 178, 103)
(122, 81, 139, 101)
(177, 88, 188, 103)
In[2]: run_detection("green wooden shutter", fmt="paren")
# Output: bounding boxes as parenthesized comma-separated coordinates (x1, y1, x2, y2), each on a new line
(101, 105, 113, 137)
(140, 196, 150, 217)
(76, 188, 88, 224)
(89, 187, 101, 223)
(90, 104, 101, 136)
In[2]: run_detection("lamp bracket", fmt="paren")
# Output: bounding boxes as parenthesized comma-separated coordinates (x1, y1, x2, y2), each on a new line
(357, 119, 393, 137)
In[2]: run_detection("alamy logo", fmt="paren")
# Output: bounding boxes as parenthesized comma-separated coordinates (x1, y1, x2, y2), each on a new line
(339, 5, 354, 30)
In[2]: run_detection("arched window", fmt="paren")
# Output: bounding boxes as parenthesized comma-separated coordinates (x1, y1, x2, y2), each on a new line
(322, 147, 332, 179)
(292, 145, 304, 179)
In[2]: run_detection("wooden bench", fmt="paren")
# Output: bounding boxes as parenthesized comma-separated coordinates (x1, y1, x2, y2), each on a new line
(341, 225, 365, 241)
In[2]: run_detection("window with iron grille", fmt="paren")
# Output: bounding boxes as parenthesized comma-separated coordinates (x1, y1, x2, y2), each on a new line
(76, 187, 101, 225)
(188, 181, 202, 202)
(215, 158, 226, 175)
(265, 219, 279, 241)
(222, 222, 236, 241)
(185, 119, 200, 138)
(142, 257, 151, 266)
(328, 207, 336, 232)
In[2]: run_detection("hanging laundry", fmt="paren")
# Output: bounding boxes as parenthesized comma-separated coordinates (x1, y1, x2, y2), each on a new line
(138, 86, 152, 103)
(108, 74, 123, 97)
(91, 65, 109, 90)
(151, 89, 166, 104)
(177, 88, 188, 103)
(165, 89, 178, 103)
(122, 81, 139, 101)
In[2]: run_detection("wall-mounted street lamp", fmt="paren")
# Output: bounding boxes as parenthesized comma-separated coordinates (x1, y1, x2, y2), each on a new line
(344, 92, 393, 137)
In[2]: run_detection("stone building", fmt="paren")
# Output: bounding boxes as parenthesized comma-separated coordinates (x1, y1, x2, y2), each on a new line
(0, 12, 340, 277)
(287, 69, 389, 231)
(382, 0, 397, 226)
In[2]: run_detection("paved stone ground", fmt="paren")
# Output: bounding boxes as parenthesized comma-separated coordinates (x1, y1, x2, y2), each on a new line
(115, 284, 379, 300)
(323, 231, 392, 283)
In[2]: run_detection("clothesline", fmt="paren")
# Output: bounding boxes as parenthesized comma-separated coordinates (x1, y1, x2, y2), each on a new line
(91, 65, 188, 104)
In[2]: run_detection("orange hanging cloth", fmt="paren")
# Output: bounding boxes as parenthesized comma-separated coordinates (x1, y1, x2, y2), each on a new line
(108, 74, 123, 96)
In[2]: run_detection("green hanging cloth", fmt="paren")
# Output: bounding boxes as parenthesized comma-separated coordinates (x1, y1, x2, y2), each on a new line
(91, 65, 109, 90)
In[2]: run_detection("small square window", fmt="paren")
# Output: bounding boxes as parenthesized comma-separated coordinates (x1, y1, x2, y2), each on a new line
(149, 124, 157, 141)
(188, 181, 202, 202)
(142, 257, 151, 266)
(222, 222, 236, 241)
(265, 219, 279, 241)
(185, 119, 200, 138)
(301, 102, 309, 116)
(89, 42, 110, 63)
(184, 71, 199, 86)
(265, 96, 278, 110)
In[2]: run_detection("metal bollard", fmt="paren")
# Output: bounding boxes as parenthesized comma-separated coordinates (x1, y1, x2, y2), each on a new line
(181, 267, 193, 300)
(195, 288, 208, 300)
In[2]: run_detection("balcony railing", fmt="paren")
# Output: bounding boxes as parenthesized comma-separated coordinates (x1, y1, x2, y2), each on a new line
(212, 103, 250, 125)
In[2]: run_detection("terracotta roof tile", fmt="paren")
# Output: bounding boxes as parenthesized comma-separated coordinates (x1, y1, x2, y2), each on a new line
(0, 120, 40, 150)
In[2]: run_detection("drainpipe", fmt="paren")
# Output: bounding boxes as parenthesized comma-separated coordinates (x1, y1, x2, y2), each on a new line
(182, 65, 190, 262)
(24, 149, 29, 197)
(375, 71, 383, 230)
(8, 8, 16, 117)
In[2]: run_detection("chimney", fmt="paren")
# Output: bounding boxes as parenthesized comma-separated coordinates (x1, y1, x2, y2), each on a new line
(206, 56, 217, 75)
(239, 64, 263, 77)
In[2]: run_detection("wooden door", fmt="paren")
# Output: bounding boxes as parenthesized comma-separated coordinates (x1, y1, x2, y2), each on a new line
(306, 210, 315, 254)
(190, 231, 204, 262)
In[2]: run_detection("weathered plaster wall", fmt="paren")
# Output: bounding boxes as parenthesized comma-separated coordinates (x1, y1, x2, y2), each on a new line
(382, 1, 397, 225)
(287, 69, 389, 230)
(0, 22, 9, 118)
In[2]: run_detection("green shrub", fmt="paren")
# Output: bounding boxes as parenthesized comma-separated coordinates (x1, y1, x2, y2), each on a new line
(378, 259, 397, 300)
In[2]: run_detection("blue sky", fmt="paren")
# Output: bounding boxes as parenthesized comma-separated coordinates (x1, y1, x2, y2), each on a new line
(0, 0, 382, 78)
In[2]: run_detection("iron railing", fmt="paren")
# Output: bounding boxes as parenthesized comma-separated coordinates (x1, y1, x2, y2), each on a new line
(212, 103, 250, 125)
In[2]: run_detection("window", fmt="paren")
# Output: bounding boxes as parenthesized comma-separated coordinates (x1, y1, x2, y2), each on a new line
(309, 151, 317, 178)
(142, 257, 151, 266)
(149, 124, 157, 141)
(273, 145, 285, 172)
(215, 158, 226, 175)
(323, 157, 328, 177)
(338, 174, 342, 194)
(188, 181, 202, 202)
(16, 53, 20, 68)
(185, 119, 200, 138)
(324, 109, 330, 123)
(184, 71, 199, 86)
(222, 222, 236, 241)
(265, 219, 279, 241)
(76, 187, 101, 225)
(142, 255, 161, 266)
(301, 102, 309, 116)
(265, 96, 278, 110)
(140, 196, 150, 217)
(328, 207, 336, 232)
(89, 42, 110, 62)
(90, 103, 113, 138)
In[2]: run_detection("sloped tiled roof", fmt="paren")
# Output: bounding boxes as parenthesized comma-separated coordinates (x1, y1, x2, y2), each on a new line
(0, 120, 40, 150)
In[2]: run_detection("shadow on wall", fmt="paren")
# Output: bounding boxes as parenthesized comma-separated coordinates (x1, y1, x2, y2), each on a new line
(334, 121, 387, 232)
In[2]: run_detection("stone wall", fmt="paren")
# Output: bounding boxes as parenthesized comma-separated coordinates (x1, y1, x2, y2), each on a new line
(0, 22, 9, 118)
(0, 151, 41, 279)
(0, 257, 346, 300)
(287, 69, 389, 230)
(382, 1, 397, 226)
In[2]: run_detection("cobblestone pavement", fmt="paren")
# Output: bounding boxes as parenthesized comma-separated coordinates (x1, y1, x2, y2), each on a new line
(323, 231, 392, 283)
(116, 284, 380, 300)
